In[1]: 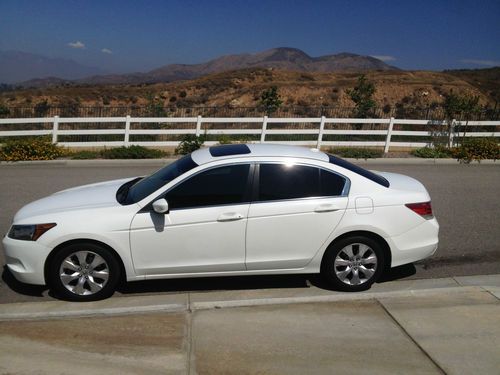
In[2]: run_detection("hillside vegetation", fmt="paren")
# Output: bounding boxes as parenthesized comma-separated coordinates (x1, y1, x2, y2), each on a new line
(1, 67, 498, 114)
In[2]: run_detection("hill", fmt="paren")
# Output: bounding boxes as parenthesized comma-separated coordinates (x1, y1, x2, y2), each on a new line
(2, 68, 497, 114)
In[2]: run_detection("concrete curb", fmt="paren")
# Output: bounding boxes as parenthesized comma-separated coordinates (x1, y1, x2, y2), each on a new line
(190, 285, 484, 310)
(1, 157, 498, 167)
(0, 274, 498, 321)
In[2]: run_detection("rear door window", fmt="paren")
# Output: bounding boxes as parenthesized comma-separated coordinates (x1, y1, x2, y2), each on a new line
(257, 164, 346, 202)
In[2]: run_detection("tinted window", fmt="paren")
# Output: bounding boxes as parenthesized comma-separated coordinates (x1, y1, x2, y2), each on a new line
(166, 164, 250, 209)
(328, 155, 389, 188)
(258, 164, 345, 202)
(124, 155, 198, 204)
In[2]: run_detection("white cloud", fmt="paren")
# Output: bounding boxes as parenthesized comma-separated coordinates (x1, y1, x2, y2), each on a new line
(68, 41, 85, 49)
(370, 55, 396, 62)
(101, 48, 112, 54)
(461, 59, 500, 67)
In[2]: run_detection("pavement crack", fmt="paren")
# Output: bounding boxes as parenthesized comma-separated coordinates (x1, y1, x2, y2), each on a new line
(376, 299, 447, 375)
(186, 292, 196, 375)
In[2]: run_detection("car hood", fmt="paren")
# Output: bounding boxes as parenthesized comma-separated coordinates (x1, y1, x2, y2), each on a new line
(14, 177, 136, 222)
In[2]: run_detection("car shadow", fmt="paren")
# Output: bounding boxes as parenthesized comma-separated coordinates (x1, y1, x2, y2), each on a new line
(307, 263, 417, 291)
(1, 266, 48, 297)
(117, 274, 311, 295)
(2, 263, 418, 299)
(118, 264, 417, 295)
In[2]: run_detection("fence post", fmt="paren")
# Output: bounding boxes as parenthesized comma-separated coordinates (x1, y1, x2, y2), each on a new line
(195, 115, 202, 137)
(449, 119, 456, 147)
(384, 117, 394, 154)
(52, 116, 59, 144)
(316, 116, 326, 149)
(261, 115, 268, 143)
(124, 115, 131, 146)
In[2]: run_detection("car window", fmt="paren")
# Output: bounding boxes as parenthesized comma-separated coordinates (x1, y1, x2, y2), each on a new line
(258, 163, 346, 202)
(123, 154, 198, 204)
(328, 154, 389, 187)
(165, 164, 251, 209)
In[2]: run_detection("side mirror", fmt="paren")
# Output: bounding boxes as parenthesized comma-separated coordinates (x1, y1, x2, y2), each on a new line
(152, 198, 169, 214)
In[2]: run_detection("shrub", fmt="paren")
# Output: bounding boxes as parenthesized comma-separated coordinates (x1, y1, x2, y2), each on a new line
(175, 134, 205, 155)
(0, 138, 66, 161)
(70, 150, 101, 159)
(101, 145, 166, 159)
(217, 135, 232, 145)
(329, 147, 383, 159)
(451, 138, 499, 163)
(411, 146, 453, 159)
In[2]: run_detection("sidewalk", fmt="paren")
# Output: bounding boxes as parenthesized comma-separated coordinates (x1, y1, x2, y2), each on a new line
(0, 274, 499, 374)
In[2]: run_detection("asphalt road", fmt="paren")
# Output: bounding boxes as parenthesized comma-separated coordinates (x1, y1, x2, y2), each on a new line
(0, 161, 499, 303)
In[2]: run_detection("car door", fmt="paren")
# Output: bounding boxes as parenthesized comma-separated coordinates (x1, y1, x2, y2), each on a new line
(130, 163, 253, 276)
(245, 162, 348, 270)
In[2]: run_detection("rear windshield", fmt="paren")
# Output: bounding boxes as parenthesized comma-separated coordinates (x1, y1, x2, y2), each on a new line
(120, 154, 198, 204)
(328, 154, 390, 188)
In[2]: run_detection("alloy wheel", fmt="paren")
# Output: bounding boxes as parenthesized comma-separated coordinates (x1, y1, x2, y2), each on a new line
(334, 243, 378, 286)
(59, 250, 110, 295)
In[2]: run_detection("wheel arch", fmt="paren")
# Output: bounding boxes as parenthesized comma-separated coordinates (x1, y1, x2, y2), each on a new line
(44, 238, 127, 286)
(321, 230, 392, 272)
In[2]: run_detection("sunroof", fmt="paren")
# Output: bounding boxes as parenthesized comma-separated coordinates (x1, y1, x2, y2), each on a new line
(209, 144, 251, 157)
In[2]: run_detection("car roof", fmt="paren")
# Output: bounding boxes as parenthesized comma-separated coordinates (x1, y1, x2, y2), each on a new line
(190, 144, 329, 165)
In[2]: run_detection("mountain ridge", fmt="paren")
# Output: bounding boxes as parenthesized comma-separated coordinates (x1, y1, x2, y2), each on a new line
(7, 47, 398, 87)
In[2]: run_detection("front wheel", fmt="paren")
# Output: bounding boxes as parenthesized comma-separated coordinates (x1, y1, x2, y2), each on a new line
(48, 242, 121, 301)
(321, 236, 385, 292)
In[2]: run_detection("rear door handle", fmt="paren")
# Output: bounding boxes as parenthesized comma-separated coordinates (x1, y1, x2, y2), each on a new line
(217, 212, 245, 222)
(314, 204, 341, 213)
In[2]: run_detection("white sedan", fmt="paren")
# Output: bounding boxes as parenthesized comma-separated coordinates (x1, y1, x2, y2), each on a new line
(3, 144, 439, 301)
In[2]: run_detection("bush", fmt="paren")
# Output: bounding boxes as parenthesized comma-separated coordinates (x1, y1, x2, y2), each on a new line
(0, 138, 66, 161)
(70, 150, 101, 159)
(101, 145, 166, 159)
(451, 138, 499, 163)
(329, 147, 383, 159)
(217, 135, 232, 145)
(175, 134, 205, 155)
(411, 146, 453, 159)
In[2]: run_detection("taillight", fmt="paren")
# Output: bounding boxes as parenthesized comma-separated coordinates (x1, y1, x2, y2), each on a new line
(405, 202, 433, 219)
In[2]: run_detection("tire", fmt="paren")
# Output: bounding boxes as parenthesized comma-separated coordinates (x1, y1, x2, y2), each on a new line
(48, 242, 121, 301)
(321, 235, 385, 292)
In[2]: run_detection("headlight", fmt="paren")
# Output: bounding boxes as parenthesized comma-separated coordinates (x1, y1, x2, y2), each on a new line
(8, 223, 57, 241)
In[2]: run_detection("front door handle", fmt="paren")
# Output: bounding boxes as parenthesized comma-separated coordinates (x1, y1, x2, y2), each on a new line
(314, 204, 341, 213)
(217, 212, 245, 222)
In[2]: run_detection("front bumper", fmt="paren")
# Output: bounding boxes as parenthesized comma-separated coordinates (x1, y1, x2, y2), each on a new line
(2, 235, 51, 285)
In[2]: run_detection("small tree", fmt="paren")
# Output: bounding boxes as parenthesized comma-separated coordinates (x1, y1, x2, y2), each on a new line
(458, 95, 481, 143)
(0, 104, 10, 118)
(259, 86, 283, 115)
(34, 100, 51, 117)
(346, 75, 376, 118)
(443, 92, 481, 146)
(146, 93, 166, 117)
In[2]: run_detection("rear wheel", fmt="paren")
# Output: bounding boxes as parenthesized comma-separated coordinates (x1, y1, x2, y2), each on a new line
(48, 242, 121, 301)
(321, 236, 385, 292)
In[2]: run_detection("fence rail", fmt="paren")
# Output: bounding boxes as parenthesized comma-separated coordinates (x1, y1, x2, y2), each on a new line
(0, 116, 499, 153)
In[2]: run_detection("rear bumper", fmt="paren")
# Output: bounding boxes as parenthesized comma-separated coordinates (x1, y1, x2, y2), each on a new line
(2, 236, 50, 285)
(389, 218, 439, 267)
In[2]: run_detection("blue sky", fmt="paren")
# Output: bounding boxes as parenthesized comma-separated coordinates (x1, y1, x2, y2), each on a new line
(1, 0, 499, 73)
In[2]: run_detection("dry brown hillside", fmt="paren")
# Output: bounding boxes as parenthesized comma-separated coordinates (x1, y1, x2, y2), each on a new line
(1, 68, 497, 112)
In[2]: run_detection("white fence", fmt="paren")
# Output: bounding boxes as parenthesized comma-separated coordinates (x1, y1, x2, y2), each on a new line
(0, 116, 499, 153)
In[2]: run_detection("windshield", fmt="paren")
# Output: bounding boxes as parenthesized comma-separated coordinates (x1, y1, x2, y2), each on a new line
(121, 154, 198, 204)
